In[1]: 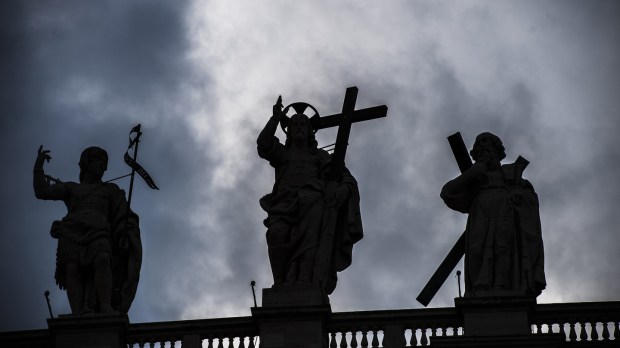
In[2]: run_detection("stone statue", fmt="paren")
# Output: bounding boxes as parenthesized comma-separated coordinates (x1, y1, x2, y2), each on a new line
(33, 145, 142, 315)
(440, 132, 546, 297)
(257, 97, 363, 294)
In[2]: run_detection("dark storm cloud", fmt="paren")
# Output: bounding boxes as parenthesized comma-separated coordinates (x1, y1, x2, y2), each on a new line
(0, 0, 201, 330)
(2, 0, 619, 332)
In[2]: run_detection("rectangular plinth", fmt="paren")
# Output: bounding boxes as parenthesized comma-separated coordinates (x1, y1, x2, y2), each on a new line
(47, 313, 129, 348)
(455, 296, 536, 336)
(252, 295, 331, 348)
(262, 286, 329, 308)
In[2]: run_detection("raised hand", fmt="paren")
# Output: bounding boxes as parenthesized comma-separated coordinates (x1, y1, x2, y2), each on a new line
(273, 96, 285, 119)
(35, 145, 52, 169)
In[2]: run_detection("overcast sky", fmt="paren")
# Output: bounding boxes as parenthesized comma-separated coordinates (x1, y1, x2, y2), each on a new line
(1, 0, 619, 331)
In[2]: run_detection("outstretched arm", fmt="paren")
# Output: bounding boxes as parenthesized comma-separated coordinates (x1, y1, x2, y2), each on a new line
(33, 145, 67, 200)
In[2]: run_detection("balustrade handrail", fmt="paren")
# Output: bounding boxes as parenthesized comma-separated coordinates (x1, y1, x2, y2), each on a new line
(328, 306, 462, 329)
(531, 301, 620, 322)
(127, 315, 258, 344)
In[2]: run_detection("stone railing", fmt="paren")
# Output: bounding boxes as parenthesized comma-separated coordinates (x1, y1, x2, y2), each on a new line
(530, 301, 620, 345)
(126, 316, 259, 348)
(1, 301, 618, 347)
(327, 307, 463, 347)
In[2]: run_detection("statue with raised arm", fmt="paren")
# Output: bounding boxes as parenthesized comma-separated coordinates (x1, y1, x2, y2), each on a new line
(257, 97, 363, 294)
(33, 145, 141, 315)
(440, 132, 546, 297)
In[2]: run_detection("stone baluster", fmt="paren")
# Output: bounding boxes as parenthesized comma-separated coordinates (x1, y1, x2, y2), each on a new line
(350, 331, 358, 348)
(360, 330, 369, 348)
(404, 328, 412, 347)
(602, 321, 610, 341)
(371, 330, 380, 348)
(590, 322, 599, 341)
(329, 332, 338, 348)
(342, 329, 356, 348)
(426, 326, 434, 345)
(578, 322, 586, 341)
(420, 327, 429, 346)
(568, 322, 577, 342)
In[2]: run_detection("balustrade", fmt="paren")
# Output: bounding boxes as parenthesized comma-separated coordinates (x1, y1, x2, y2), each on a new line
(2, 301, 619, 347)
(530, 301, 619, 344)
(126, 316, 258, 348)
(327, 307, 463, 347)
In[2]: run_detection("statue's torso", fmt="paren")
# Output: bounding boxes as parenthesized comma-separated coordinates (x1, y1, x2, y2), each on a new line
(62, 183, 121, 230)
(277, 150, 324, 192)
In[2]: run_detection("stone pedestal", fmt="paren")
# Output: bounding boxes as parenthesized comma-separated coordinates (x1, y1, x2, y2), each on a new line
(252, 287, 331, 348)
(432, 296, 565, 348)
(262, 285, 330, 308)
(456, 295, 536, 336)
(47, 313, 129, 348)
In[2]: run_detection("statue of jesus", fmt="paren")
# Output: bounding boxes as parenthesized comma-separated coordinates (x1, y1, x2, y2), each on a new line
(257, 97, 363, 294)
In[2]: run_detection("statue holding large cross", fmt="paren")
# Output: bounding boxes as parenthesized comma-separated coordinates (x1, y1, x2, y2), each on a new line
(257, 87, 387, 295)
(417, 132, 546, 306)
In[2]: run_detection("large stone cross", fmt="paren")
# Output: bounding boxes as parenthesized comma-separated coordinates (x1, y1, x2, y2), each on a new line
(313, 86, 387, 292)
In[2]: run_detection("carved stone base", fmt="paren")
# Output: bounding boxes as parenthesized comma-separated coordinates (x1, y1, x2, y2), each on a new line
(262, 285, 329, 307)
(47, 313, 129, 348)
(253, 287, 331, 348)
(455, 295, 537, 336)
(431, 296, 565, 347)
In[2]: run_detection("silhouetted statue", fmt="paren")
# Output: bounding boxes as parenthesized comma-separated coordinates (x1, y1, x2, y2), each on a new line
(257, 97, 363, 294)
(33, 145, 141, 315)
(440, 132, 546, 297)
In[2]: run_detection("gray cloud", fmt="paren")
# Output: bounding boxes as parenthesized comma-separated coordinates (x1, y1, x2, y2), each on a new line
(2, 0, 619, 331)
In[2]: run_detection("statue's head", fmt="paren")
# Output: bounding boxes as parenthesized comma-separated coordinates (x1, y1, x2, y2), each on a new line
(79, 146, 108, 182)
(285, 113, 318, 149)
(470, 132, 506, 163)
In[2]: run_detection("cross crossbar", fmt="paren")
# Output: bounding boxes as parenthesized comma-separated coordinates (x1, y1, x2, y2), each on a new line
(322, 86, 388, 182)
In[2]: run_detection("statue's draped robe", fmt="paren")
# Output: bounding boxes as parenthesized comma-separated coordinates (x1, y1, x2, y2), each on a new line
(35, 176, 141, 313)
(441, 165, 546, 296)
(258, 136, 363, 294)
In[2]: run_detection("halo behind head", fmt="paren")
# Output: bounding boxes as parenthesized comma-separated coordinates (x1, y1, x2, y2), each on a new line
(279, 102, 320, 134)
